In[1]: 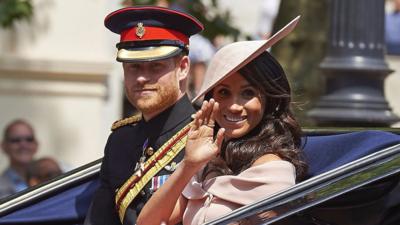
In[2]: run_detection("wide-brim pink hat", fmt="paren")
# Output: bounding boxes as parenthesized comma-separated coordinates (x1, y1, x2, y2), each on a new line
(192, 16, 300, 102)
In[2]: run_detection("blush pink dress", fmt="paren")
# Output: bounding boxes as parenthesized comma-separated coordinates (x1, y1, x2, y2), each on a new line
(182, 160, 296, 225)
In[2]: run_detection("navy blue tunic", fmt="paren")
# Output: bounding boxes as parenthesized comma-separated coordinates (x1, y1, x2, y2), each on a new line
(85, 95, 195, 225)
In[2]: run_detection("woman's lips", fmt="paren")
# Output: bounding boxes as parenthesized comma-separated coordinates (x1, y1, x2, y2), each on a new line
(223, 114, 247, 123)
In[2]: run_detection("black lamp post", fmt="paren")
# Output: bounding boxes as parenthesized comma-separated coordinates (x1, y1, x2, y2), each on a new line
(308, 0, 399, 126)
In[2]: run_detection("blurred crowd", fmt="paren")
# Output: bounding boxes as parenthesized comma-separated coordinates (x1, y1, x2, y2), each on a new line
(0, 119, 63, 199)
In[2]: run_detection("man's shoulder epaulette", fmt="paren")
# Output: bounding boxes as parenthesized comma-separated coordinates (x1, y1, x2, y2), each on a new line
(111, 114, 142, 131)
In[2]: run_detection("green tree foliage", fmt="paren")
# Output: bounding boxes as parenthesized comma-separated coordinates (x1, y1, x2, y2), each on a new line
(125, 0, 240, 41)
(272, 0, 329, 125)
(0, 0, 33, 28)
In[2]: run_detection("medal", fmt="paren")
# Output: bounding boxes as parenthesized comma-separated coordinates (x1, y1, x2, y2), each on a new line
(145, 147, 154, 156)
(164, 162, 177, 172)
(150, 175, 170, 193)
(135, 138, 149, 171)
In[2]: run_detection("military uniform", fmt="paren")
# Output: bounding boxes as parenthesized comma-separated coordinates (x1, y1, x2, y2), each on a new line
(85, 96, 195, 225)
(84, 6, 203, 225)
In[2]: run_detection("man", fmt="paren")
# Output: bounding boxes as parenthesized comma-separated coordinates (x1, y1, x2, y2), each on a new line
(84, 6, 203, 225)
(0, 119, 38, 199)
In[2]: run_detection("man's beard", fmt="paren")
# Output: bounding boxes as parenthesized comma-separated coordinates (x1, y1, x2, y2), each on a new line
(130, 81, 180, 116)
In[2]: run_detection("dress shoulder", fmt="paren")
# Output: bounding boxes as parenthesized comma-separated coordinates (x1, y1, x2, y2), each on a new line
(183, 161, 296, 205)
(111, 114, 142, 131)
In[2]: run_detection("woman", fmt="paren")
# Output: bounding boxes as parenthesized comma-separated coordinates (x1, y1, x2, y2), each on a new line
(137, 17, 307, 225)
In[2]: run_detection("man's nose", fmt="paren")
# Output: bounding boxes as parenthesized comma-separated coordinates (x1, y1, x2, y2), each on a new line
(136, 74, 150, 85)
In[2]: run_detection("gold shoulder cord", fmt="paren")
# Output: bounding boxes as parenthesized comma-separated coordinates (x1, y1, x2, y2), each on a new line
(111, 114, 142, 131)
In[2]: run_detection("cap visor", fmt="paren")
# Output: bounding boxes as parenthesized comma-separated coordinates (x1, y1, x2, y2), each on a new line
(117, 46, 182, 62)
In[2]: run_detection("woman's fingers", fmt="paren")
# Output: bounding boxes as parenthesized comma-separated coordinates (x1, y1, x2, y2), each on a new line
(203, 99, 213, 125)
(199, 100, 209, 125)
(214, 128, 225, 154)
(192, 99, 219, 130)
(208, 100, 218, 128)
(199, 100, 208, 126)
(191, 110, 202, 131)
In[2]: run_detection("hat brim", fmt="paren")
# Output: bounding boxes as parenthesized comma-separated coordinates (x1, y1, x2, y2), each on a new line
(192, 16, 300, 103)
(117, 46, 183, 62)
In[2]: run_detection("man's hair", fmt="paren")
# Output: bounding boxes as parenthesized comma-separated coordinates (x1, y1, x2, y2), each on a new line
(173, 52, 187, 64)
(3, 119, 35, 141)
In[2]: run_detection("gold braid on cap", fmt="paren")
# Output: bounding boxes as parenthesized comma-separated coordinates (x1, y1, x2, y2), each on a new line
(111, 114, 142, 131)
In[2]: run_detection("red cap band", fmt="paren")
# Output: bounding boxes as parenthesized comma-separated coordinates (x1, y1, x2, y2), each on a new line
(120, 26, 189, 45)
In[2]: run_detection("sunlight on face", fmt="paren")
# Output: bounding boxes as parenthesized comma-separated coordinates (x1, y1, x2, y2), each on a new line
(212, 72, 265, 139)
(123, 57, 181, 119)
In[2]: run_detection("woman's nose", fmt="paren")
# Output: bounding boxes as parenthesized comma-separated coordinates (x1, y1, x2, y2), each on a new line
(228, 102, 244, 113)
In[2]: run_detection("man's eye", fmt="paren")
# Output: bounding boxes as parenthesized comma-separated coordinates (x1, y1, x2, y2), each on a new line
(151, 63, 165, 71)
(242, 89, 257, 99)
(127, 64, 140, 71)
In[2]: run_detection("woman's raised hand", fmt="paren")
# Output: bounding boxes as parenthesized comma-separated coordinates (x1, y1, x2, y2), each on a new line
(184, 99, 225, 168)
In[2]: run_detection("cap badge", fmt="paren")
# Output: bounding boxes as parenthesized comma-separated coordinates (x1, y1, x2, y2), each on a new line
(135, 22, 145, 39)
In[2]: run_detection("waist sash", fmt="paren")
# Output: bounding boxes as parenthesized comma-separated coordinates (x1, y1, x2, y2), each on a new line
(115, 124, 191, 222)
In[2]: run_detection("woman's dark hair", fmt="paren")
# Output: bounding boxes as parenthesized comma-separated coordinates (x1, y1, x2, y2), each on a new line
(202, 51, 307, 181)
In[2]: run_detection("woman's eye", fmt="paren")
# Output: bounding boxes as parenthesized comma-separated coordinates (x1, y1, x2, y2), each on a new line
(216, 88, 230, 98)
(241, 89, 257, 99)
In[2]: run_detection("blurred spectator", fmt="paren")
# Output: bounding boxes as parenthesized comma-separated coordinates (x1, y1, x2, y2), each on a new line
(0, 119, 38, 198)
(256, 0, 281, 39)
(385, 0, 400, 55)
(27, 157, 63, 187)
(167, 2, 217, 103)
(188, 34, 216, 105)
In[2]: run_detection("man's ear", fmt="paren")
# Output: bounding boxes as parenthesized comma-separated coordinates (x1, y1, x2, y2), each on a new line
(177, 55, 190, 81)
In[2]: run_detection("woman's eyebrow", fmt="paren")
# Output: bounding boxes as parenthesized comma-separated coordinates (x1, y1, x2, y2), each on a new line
(241, 84, 253, 88)
(216, 83, 253, 89)
(216, 84, 229, 88)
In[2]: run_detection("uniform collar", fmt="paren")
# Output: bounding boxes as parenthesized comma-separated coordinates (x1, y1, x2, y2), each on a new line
(142, 94, 195, 140)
